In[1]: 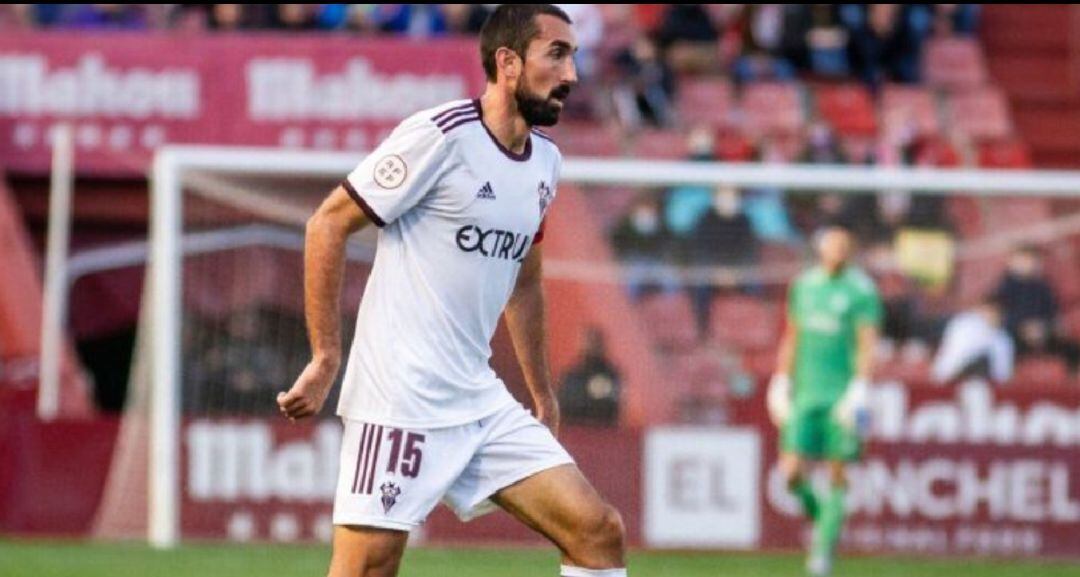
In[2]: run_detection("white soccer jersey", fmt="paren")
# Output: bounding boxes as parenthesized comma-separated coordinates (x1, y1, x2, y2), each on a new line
(338, 99, 561, 428)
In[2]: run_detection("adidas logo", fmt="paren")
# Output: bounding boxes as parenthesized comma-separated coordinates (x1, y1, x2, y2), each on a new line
(476, 181, 496, 200)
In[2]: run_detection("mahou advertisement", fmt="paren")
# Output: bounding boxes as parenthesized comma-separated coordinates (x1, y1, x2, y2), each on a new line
(176, 379, 1080, 558)
(0, 33, 486, 174)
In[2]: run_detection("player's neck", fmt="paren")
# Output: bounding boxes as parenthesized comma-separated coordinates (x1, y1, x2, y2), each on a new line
(478, 90, 531, 155)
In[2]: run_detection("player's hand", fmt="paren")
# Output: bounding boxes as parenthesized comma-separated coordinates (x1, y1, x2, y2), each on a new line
(834, 377, 871, 437)
(535, 397, 560, 437)
(766, 373, 792, 427)
(278, 358, 338, 422)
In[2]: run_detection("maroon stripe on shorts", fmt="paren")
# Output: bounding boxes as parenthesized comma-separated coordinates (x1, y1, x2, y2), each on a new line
(364, 426, 384, 494)
(360, 424, 380, 494)
(351, 423, 369, 494)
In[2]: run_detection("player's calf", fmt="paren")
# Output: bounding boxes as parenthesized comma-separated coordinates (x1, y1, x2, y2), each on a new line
(327, 525, 408, 577)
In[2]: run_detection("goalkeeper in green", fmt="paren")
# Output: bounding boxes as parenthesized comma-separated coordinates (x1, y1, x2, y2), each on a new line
(767, 223, 882, 576)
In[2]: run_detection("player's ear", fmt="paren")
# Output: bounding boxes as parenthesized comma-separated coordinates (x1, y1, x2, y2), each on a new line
(495, 46, 522, 81)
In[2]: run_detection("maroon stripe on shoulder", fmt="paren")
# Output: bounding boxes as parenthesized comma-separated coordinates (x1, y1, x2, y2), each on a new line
(431, 101, 476, 123)
(351, 423, 369, 494)
(435, 107, 479, 127)
(364, 426, 384, 494)
(341, 179, 386, 227)
(440, 116, 480, 134)
(531, 129, 555, 143)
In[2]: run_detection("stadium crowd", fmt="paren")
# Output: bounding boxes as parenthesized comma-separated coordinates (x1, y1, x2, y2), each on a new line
(10, 5, 1078, 421)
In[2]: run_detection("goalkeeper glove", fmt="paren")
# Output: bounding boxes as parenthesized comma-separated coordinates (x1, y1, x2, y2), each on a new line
(833, 377, 871, 437)
(766, 373, 792, 427)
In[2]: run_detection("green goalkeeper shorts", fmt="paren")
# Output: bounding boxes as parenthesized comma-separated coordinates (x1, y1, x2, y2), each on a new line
(781, 405, 862, 462)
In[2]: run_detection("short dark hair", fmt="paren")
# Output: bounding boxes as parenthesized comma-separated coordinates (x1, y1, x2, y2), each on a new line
(479, 4, 572, 83)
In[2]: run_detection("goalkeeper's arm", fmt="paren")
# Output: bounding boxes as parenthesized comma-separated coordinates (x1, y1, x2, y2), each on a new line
(767, 317, 798, 427)
(834, 323, 879, 433)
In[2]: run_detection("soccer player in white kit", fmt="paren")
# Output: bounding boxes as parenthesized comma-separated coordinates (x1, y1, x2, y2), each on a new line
(276, 5, 627, 577)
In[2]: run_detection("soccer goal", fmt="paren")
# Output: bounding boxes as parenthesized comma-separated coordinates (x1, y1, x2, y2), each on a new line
(93, 144, 1080, 548)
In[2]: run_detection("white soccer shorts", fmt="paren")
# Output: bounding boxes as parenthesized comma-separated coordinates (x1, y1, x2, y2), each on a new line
(333, 402, 574, 531)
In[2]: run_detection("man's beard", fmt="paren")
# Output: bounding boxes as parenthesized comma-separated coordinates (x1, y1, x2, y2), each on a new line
(515, 78, 570, 127)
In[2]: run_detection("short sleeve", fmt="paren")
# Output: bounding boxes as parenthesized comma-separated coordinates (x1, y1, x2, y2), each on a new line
(342, 115, 448, 227)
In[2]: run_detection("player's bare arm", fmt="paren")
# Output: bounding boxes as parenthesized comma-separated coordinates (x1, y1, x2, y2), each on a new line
(776, 316, 797, 378)
(278, 185, 370, 422)
(504, 244, 559, 435)
(854, 323, 878, 382)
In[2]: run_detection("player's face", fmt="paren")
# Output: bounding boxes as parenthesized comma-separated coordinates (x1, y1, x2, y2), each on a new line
(516, 14, 578, 127)
(817, 229, 853, 271)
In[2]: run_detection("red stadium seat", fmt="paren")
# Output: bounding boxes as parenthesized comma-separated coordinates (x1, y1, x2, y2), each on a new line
(631, 129, 690, 160)
(709, 295, 781, 351)
(638, 291, 699, 351)
(815, 84, 877, 137)
(741, 82, 805, 136)
(953, 257, 1008, 307)
(1013, 356, 1070, 386)
(881, 84, 941, 136)
(677, 78, 735, 128)
(546, 122, 622, 157)
(946, 197, 983, 238)
(949, 88, 1013, 141)
(1063, 306, 1080, 340)
(713, 128, 757, 161)
(924, 37, 988, 90)
(977, 138, 1032, 168)
(981, 198, 1051, 232)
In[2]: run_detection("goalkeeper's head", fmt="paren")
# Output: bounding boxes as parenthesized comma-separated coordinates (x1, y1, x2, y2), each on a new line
(814, 221, 855, 274)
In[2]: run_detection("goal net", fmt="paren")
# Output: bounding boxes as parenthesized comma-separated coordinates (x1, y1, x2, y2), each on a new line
(91, 145, 1080, 548)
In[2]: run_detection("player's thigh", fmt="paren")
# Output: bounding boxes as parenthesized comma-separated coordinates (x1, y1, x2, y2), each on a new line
(825, 414, 862, 464)
(782, 408, 826, 461)
(328, 525, 409, 577)
(491, 463, 621, 545)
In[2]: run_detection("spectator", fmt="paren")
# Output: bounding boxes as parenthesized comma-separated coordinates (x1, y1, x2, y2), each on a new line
(442, 4, 490, 35)
(932, 296, 1014, 385)
(933, 4, 981, 37)
(994, 246, 1080, 377)
(611, 193, 676, 299)
(558, 327, 622, 427)
(683, 186, 761, 332)
(0, 5, 35, 29)
(843, 4, 933, 88)
(611, 34, 676, 129)
(373, 4, 447, 37)
(665, 128, 717, 236)
(271, 4, 315, 32)
(656, 4, 720, 74)
(782, 4, 850, 78)
(55, 4, 149, 30)
(732, 5, 797, 83)
(207, 4, 266, 31)
(684, 185, 760, 268)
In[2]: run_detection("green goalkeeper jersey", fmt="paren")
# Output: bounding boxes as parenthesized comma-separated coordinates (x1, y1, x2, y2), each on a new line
(789, 265, 882, 409)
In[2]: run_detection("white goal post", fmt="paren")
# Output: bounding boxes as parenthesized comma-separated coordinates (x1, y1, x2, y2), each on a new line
(147, 145, 1080, 548)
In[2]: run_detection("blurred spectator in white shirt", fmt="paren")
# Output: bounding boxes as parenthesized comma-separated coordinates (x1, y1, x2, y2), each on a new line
(932, 297, 1014, 385)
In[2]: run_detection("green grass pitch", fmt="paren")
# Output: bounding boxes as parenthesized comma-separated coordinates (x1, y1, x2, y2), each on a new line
(2, 540, 1077, 577)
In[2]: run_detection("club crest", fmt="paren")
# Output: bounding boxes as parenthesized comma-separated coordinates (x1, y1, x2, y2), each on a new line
(537, 180, 553, 216)
(380, 482, 402, 514)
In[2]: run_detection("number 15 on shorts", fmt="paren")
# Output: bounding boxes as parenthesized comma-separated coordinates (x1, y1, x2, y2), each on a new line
(350, 425, 426, 496)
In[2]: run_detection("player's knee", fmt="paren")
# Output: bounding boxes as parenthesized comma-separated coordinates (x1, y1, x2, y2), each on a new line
(828, 464, 848, 488)
(579, 504, 625, 554)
